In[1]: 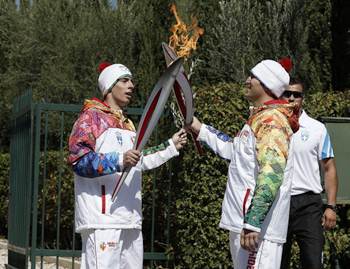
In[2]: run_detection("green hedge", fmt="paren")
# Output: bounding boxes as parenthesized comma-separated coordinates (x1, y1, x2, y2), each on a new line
(303, 90, 350, 118)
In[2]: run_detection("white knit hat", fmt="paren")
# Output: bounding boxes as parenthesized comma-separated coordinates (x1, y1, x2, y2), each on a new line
(251, 59, 290, 98)
(98, 63, 132, 97)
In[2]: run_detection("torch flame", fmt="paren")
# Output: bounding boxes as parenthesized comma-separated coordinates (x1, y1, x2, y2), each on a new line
(169, 4, 204, 58)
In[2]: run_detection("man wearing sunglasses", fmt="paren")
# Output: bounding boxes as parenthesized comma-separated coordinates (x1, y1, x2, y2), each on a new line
(280, 78, 338, 269)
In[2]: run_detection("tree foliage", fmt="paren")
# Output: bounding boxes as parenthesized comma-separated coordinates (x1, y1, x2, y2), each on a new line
(0, 0, 175, 150)
(0, 0, 347, 151)
(331, 0, 350, 90)
(190, 0, 333, 92)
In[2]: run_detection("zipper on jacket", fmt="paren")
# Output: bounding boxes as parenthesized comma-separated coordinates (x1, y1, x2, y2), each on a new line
(101, 185, 106, 214)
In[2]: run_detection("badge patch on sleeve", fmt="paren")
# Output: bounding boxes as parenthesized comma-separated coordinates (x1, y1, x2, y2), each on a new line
(239, 130, 249, 144)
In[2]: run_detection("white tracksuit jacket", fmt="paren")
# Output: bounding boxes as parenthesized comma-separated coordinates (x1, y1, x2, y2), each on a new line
(69, 98, 179, 233)
(197, 102, 298, 243)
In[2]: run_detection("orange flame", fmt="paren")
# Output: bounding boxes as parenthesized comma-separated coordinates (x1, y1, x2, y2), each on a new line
(168, 4, 204, 58)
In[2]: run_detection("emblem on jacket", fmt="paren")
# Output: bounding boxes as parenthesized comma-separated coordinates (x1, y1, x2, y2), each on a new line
(239, 130, 249, 144)
(107, 241, 117, 248)
(99, 241, 117, 251)
(301, 130, 309, 142)
(100, 242, 107, 251)
(116, 131, 123, 145)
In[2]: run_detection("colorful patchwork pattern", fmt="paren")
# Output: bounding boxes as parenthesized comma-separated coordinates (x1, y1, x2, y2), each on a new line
(244, 105, 294, 228)
(73, 151, 121, 177)
(68, 98, 135, 177)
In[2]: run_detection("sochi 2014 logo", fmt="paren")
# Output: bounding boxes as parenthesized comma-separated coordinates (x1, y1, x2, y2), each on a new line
(100, 242, 107, 251)
(301, 130, 309, 142)
(116, 131, 123, 145)
(99, 241, 117, 251)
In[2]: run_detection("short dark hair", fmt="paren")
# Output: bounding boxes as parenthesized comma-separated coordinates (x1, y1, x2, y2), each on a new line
(289, 76, 305, 91)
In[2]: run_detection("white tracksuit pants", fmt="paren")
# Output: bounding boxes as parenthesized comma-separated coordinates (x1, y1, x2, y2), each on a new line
(80, 229, 143, 269)
(229, 231, 283, 269)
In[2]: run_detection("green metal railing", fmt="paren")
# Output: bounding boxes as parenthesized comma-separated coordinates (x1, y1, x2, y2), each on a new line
(8, 90, 33, 269)
(8, 91, 174, 268)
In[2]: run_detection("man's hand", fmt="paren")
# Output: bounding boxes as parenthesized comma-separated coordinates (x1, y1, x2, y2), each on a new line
(172, 128, 188, 150)
(123, 149, 141, 168)
(185, 116, 202, 135)
(240, 228, 260, 252)
(322, 208, 337, 230)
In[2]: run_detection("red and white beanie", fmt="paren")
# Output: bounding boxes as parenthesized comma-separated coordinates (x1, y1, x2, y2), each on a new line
(98, 62, 132, 97)
(251, 59, 290, 98)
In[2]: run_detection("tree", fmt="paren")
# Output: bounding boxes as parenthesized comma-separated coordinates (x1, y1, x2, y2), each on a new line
(331, 0, 350, 90)
(0, 0, 27, 149)
(0, 0, 174, 150)
(189, 0, 333, 92)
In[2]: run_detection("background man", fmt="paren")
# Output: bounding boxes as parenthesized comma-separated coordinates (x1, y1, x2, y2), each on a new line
(68, 62, 187, 269)
(187, 60, 299, 269)
(280, 78, 338, 269)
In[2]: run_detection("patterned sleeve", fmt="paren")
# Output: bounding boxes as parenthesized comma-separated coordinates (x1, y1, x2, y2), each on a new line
(68, 109, 123, 177)
(244, 114, 291, 230)
(197, 124, 234, 161)
(72, 151, 122, 178)
(141, 139, 179, 171)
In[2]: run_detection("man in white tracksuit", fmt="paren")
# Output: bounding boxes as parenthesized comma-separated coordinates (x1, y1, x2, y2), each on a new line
(68, 62, 187, 269)
(187, 60, 300, 268)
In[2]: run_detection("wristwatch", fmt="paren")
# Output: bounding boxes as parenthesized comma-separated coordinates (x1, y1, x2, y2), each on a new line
(325, 204, 338, 213)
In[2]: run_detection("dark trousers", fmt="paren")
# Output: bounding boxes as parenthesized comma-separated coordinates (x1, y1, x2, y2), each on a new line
(281, 192, 324, 269)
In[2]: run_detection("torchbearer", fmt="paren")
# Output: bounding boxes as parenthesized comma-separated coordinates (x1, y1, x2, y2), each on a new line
(68, 59, 187, 269)
(186, 59, 300, 269)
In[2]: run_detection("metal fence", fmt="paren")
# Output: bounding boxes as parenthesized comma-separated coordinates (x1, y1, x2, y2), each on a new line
(8, 90, 174, 269)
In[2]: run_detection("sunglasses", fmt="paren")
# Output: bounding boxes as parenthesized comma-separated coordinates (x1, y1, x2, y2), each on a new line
(282, 90, 304, 98)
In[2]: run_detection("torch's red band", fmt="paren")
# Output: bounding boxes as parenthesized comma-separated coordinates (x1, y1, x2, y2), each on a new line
(136, 89, 162, 150)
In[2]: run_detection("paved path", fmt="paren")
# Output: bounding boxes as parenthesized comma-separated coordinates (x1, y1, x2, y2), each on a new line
(0, 239, 7, 268)
(0, 239, 80, 269)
